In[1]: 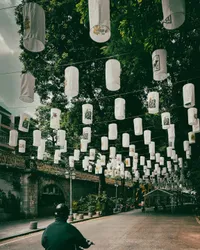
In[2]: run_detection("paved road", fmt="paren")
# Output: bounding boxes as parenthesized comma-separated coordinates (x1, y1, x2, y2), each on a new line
(1, 210, 200, 250)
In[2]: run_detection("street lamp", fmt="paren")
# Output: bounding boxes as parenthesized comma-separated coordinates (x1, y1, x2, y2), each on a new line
(65, 167, 76, 221)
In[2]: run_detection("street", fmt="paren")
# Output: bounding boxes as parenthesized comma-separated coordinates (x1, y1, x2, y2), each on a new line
(1, 210, 200, 250)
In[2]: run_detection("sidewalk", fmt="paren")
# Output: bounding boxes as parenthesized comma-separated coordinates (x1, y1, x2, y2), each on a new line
(0, 215, 99, 242)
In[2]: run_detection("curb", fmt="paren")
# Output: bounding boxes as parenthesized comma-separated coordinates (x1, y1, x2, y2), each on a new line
(0, 215, 101, 243)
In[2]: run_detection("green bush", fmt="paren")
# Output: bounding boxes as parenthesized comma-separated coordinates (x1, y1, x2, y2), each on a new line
(88, 206, 96, 213)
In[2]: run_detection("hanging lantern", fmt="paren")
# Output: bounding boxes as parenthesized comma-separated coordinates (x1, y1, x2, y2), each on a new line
(161, 0, 185, 30)
(133, 118, 143, 136)
(101, 136, 108, 150)
(109, 147, 116, 159)
(116, 154, 122, 163)
(178, 158, 183, 168)
(37, 147, 44, 160)
(149, 142, 155, 156)
(89, 149, 96, 160)
(155, 164, 159, 172)
(152, 49, 167, 81)
(33, 130, 41, 147)
(156, 153, 160, 163)
(114, 98, 125, 120)
(168, 124, 175, 140)
(168, 138, 175, 149)
(122, 133, 130, 148)
(69, 156, 74, 168)
(144, 130, 151, 145)
(54, 150, 61, 162)
(19, 73, 35, 103)
(150, 155, 155, 160)
(19, 140, 26, 153)
(101, 155, 106, 166)
(50, 108, 61, 130)
(183, 141, 189, 151)
(147, 92, 159, 114)
(147, 160, 151, 169)
(83, 159, 88, 171)
(81, 139, 88, 152)
(40, 139, 46, 153)
(183, 83, 195, 108)
(134, 153, 138, 161)
(193, 119, 200, 133)
(146, 169, 150, 177)
(188, 108, 198, 126)
(167, 161, 172, 169)
(161, 112, 171, 129)
(82, 127, 92, 143)
(74, 149, 80, 161)
(84, 156, 89, 167)
(188, 132, 195, 144)
(82, 104, 93, 125)
(129, 145, 135, 157)
(88, 0, 111, 43)
(9, 130, 18, 147)
(186, 151, 191, 159)
(174, 165, 178, 171)
(64, 66, 79, 97)
(23, 2, 45, 52)
(160, 157, 164, 166)
(60, 140, 67, 153)
(167, 147, 172, 157)
(125, 158, 131, 167)
(105, 59, 121, 91)
(57, 130, 66, 147)
(171, 150, 176, 160)
(108, 123, 118, 140)
(18, 113, 31, 132)
(88, 165, 93, 173)
(140, 156, 145, 166)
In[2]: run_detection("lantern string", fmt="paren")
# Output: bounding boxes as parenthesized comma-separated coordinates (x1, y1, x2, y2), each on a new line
(0, 5, 17, 11)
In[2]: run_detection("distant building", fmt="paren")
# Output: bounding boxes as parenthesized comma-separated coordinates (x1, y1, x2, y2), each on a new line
(0, 106, 15, 151)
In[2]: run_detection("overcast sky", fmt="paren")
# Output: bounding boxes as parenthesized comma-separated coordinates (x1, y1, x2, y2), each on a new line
(0, 0, 40, 117)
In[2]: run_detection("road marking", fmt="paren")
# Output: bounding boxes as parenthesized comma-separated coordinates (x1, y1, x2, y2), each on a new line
(0, 232, 42, 247)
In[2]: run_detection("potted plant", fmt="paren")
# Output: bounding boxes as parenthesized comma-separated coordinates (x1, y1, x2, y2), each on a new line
(88, 206, 95, 218)
(95, 200, 102, 216)
(72, 201, 79, 220)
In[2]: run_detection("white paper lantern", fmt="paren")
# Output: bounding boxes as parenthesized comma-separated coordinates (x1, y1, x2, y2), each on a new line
(149, 142, 155, 156)
(160, 157, 164, 166)
(133, 118, 143, 136)
(129, 145, 135, 157)
(186, 151, 191, 159)
(33, 130, 41, 147)
(82, 104, 93, 125)
(167, 147, 172, 157)
(83, 159, 88, 170)
(108, 123, 118, 140)
(18, 140, 26, 153)
(37, 147, 44, 160)
(88, 0, 111, 43)
(146, 169, 150, 176)
(74, 149, 80, 161)
(64, 66, 79, 97)
(89, 149, 96, 160)
(156, 153, 160, 163)
(100, 155, 106, 166)
(116, 154, 122, 163)
(171, 150, 176, 160)
(168, 124, 175, 140)
(54, 150, 61, 162)
(134, 153, 138, 161)
(161, 112, 171, 129)
(174, 165, 178, 171)
(114, 98, 125, 120)
(155, 164, 159, 172)
(122, 133, 130, 148)
(69, 156, 74, 168)
(23, 2, 45, 52)
(152, 49, 167, 81)
(193, 119, 200, 133)
(167, 161, 171, 169)
(18, 113, 31, 132)
(178, 158, 183, 168)
(9, 130, 18, 147)
(168, 138, 175, 149)
(147, 160, 151, 169)
(140, 156, 145, 166)
(60, 140, 67, 153)
(106, 59, 121, 91)
(183, 83, 195, 108)
(82, 127, 92, 143)
(19, 73, 35, 103)
(162, 0, 185, 30)
(109, 147, 116, 159)
(183, 141, 189, 151)
(81, 139, 88, 152)
(101, 136, 108, 150)
(57, 130, 66, 147)
(40, 139, 46, 153)
(150, 155, 155, 160)
(188, 108, 198, 126)
(125, 158, 131, 167)
(144, 130, 151, 145)
(50, 108, 61, 130)
(147, 92, 159, 114)
(188, 132, 195, 144)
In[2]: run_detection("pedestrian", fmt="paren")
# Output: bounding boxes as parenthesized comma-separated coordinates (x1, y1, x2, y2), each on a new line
(41, 203, 94, 250)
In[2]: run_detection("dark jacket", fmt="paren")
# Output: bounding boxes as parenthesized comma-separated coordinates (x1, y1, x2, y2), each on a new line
(41, 218, 90, 250)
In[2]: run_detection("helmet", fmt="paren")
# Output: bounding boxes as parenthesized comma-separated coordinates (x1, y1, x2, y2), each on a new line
(55, 203, 69, 219)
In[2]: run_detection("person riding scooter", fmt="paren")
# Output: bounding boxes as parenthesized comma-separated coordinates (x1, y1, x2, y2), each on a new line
(41, 203, 94, 250)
